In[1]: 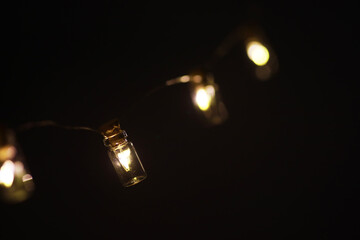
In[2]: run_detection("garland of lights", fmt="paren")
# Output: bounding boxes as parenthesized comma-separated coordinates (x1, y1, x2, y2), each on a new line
(0, 24, 278, 204)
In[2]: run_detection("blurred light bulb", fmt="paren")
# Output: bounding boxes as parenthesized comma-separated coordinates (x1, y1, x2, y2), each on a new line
(100, 119, 147, 187)
(193, 74, 203, 83)
(195, 88, 212, 111)
(179, 75, 190, 83)
(246, 41, 270, 66)
(205, 85, 215, 96)
(0, 160, 15, 188)
(189, 71, 228, 126)
(0, 125, 35, 203)
(0, 145, 16, 160)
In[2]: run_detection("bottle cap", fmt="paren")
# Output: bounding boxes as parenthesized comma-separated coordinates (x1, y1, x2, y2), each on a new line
(99, 119, 128, 147)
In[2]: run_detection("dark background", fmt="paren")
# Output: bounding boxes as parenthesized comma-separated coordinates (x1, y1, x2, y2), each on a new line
(1, 1, 359, 239)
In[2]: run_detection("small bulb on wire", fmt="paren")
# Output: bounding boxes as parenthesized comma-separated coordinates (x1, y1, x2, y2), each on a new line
(195, 87, 212, 111)
(189, 71, 228, 125)
(245, 37, 278, 81)
(0, 125, 34, 204)
(246, 41, 270, 66)
(100, 119, 146, 187)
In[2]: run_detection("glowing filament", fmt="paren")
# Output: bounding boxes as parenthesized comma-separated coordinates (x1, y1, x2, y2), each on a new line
(117, 148, 131, 172)
(0, 160, 15, 188)
(246, 41, 270, 66)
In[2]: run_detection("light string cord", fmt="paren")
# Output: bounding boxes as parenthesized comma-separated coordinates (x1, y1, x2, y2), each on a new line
(119, 76, 191, 122)
(14, 79, 187, 134)
(203, 26, 242, 71)
(13, 81, 183, 135)
(14, 27, 243, 133)
(15, 120, 101, 135)
(120, 27, 243, 122)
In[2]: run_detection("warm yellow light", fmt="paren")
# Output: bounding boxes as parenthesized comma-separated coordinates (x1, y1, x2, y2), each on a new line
(246, 41, 270, 66)
(117, 148, 131, 172)
(0, 160, 15, 188)
(193, 74, 203, 83)
(0, 145, 16, 162)
(179, 75, 190, 83)
(195, 87, 212, 111)
(205, 85, 215, 97)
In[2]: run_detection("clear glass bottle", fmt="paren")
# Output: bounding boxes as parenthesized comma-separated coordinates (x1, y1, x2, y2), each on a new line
(100, 119, 147, 187)
(0, 125, 34, 203)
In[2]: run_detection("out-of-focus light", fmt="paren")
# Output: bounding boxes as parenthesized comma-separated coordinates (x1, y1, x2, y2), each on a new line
(100, 119, 147, 187)
(189, 72, 228, 125)
(205, 85, 215, 97)
(0, 145, 16, 161)
(195, 88, 212, 111)
(179, 75, 190, 83)
(0, 125, 35, 203)
(117, 148, 131, 172)
(255, 65, 272, 81)
(22, 174, 33, 183)
(0, 160, 15, 188)
(165, 75, 191, 86)
(246, 41, 270, 66)
(193, 74, 203, 83)
(14, 161, 24, 174)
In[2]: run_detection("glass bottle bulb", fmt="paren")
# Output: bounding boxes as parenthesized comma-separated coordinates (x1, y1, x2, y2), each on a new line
(100, 120, 147, 187)
(0, 125, 34, 203)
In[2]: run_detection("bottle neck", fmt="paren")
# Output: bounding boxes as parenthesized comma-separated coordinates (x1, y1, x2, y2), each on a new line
(103, 130, 128, 148)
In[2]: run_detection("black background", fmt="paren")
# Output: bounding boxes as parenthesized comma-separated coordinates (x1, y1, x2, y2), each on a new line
(1, 1, 359, 239)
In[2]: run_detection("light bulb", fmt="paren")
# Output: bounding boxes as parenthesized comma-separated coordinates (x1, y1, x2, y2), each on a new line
(246, 41, 270, 66)
(0, 125, 34, 203)
(189, 71, 228, 126)
(195, 88, 212, 111)
(100, 119, 147, 187)
(245, 36, 278, 81)
(0, 160, 15, 188)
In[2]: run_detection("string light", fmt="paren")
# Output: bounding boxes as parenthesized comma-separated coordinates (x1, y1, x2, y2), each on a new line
(195, 87, 213, 111)
(189, 71, 228, 125)
(165, 70, 228, 125)
(100, 119, 147, 187)
(1, 23, 278, 203)
(0, 125, 34, 204)
(246, 41, 270, 66)
(243, 37, 277, 81)
(206, 24, 278, 81)
(240, 24, 279, 81)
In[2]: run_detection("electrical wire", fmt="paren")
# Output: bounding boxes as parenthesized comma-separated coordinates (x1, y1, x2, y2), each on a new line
(119, 77, 190, 122)
(16, 120, 100, 135)
(203, 26, 243, 70)
(14, 26, 243, 134)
